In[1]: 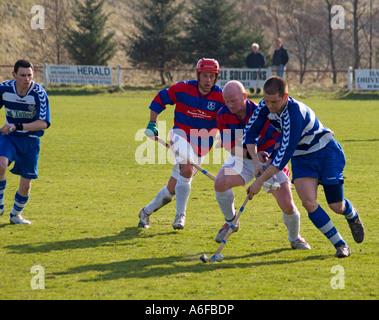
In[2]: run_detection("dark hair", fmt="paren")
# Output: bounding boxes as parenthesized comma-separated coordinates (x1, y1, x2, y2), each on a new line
(13, 59, 34, 74)
(263, 76, 288, 97)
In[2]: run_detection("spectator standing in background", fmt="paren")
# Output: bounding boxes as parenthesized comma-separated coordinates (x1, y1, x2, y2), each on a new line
(272, 38, 289, 78)
(245, 43, 266, 94)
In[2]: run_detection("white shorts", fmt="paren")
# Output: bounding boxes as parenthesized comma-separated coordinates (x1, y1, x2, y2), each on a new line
(221, 153, 289, 193)
(169, 131, 204, 180)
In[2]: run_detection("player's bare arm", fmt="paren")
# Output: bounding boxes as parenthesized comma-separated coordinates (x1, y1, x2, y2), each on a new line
(246, 143, 264, 176)
(149, 110, 159, 123)
(1, 120, 48, 135)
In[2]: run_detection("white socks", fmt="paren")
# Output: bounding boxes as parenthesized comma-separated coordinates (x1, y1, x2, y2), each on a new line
(216, 189, 302, 243)
(145, 186, 175, 214)
(283, 209, 301, 242)
(175, 176, 192, 216)
(215, 189, 235, 223)
(145, 175, 193, 217)
(216, 189, 301, 242)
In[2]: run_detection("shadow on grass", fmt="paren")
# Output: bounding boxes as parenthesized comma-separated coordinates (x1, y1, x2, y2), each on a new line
(3, 226, 329, 282)
(52, 248, 328, 282)
(3, 227, 176, 254)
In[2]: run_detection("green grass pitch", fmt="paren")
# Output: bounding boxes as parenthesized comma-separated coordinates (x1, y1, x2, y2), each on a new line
(0, 86, 377, 300)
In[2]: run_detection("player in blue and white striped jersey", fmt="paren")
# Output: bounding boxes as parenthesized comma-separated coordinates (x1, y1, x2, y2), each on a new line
(0, 60, 51, 224)
(243, 76, 364, 258)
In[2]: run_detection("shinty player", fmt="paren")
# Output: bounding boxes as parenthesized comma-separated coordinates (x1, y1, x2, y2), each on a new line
(138, 58, 225, 230)
(214, 80, 310, 250)
(243, 76, 364, 258)
(0, 59, 51, 224)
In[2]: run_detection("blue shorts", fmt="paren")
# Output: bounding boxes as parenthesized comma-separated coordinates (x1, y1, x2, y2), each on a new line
(0, 135, 40, 179)
(291, 139, 345, 185)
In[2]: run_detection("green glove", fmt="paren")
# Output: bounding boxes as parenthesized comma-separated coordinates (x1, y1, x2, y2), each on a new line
(145, 121, 158, 136)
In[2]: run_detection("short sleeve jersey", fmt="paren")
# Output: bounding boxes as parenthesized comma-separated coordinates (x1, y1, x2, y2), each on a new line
(149, 80, 224, 156)
(0, 80, 51, 137)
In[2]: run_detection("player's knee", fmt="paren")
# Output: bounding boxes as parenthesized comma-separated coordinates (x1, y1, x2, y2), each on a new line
(328, 201, 344, 214)
(272, 184, 296, 214)
(280, 202, 297, 215)
(214, 175, 228, 193)
(301, 199, 318, 213)
(179, 164, 194, 178)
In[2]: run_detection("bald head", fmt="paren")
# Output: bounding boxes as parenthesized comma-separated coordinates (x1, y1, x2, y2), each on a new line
(222, 81, 247, 115)
(223, 80, 246, 96)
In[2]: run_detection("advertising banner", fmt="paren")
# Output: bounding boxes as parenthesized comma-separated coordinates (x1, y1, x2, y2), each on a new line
(217, 68, 272, 89)
(45, 65, 113, 86)
(355, 69, 379, 90)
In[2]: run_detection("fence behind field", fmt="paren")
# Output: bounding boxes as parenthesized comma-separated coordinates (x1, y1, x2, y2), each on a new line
(0, 64, 370, 91)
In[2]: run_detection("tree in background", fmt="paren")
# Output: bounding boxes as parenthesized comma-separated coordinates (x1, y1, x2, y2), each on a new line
(181, 0, 255, 67)
(64, 0, 117, 65)
(126, 0, 185, 85)
(45, 0, 72, 65)
(325, 0, 339, 84)
(237, 1, 271, 66)
(362, 0, 378, 69)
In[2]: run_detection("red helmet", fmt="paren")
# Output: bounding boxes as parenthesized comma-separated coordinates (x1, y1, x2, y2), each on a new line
(196, 58, 220, 83)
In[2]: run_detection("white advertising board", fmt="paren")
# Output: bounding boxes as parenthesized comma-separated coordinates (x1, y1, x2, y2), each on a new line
(355, 69, 379, 90)
(216, 68, 272, 89)
(45, 65, 113, 85)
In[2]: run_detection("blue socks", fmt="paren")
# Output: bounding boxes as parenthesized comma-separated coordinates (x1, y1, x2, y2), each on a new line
(342, 198, 358, 221)
(0, 182, 30, 217)
(308, 205, 346, 248)
(0, 180, 6, 213)
(10, 192, 30, 217)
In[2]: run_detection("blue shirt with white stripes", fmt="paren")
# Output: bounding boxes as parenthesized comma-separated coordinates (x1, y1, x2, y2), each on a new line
(0, 80, 51, 137)
(243, 96, 333, 171)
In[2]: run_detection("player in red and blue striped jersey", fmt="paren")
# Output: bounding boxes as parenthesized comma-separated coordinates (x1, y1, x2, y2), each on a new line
(138, 58, 225, 230)
(217, 100, 279, 155)
(149, 79, 222, 157)
(0, 60, 51, 225)
(214, 80, 310, 249)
